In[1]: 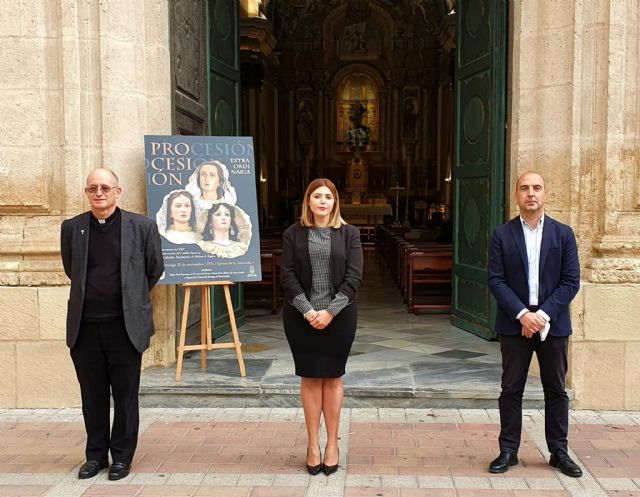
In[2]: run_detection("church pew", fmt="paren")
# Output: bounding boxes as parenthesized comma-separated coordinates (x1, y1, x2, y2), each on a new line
(407, 249, 453, 314)
(243, 238, 283, 314)
(376, 226, 410, 270)
(357, 225, 377, 251)
(399, 242, 451, 298)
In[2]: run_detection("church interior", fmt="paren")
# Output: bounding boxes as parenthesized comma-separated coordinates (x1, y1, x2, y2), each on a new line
(240, 0, 459, 317)
(169, 0, 468, 353)
(238, 0, 457, 231)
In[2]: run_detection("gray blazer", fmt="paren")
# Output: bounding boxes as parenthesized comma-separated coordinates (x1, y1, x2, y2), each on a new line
(60, 209, 164, 353)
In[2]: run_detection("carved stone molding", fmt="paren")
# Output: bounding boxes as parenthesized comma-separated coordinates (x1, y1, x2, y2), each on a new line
(0, 216, 68, 286)
(587, 255, 640, 284)
(240, 17, 277, 59)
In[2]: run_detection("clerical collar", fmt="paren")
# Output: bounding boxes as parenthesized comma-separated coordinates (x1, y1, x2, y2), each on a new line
(92, 207, 120, 225)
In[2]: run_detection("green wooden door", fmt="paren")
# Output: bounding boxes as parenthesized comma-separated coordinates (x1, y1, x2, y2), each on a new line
(208, 0, 244, 336)
(451, 0, 507, 339)
(168, 0, 244, 342)
(208, 0, 240, 136)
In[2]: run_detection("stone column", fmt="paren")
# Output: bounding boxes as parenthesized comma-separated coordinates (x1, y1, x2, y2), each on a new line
(509, 0, 640, 409)
(0, 0, 173, 407)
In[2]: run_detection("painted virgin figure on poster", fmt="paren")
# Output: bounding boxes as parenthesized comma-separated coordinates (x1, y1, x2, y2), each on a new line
(145, 136, 261, 284)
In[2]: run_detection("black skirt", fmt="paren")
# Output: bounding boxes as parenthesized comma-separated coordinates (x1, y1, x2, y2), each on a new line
(282, 301, 357, 378)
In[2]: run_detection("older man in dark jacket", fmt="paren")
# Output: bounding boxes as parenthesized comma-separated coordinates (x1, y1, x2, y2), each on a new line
(61, 168, 163, 480)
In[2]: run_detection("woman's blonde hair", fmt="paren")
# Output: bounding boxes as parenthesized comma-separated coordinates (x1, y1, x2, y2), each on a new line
(300, 178, 346, 228)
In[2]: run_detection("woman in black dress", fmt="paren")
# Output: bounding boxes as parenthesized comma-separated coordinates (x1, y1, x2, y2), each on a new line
(281, 178, 363, 475)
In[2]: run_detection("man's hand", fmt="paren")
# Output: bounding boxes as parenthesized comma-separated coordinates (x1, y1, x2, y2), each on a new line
(519, 311, 546, 339)
(309, 310, 334, 330)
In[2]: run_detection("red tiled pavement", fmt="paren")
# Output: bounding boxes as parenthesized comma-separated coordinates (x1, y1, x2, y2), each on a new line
(132, 421, 309, 474)
(344, 490, 572, 497)
(0, 422, 85, 475)
(571, 424, 640, 478)
(347, 422, 552, 477)
(4, 417, 640, 496)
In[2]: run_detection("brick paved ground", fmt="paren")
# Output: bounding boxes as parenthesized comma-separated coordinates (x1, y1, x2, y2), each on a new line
(1, 408, 640, 497)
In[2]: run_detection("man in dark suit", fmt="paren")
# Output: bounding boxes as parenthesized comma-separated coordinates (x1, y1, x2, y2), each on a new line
(487, 172, 582, 477)
(61, 168, 164, 480)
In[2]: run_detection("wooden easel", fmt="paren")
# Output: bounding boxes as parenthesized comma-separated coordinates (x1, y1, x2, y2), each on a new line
(175, 281, 246, 381)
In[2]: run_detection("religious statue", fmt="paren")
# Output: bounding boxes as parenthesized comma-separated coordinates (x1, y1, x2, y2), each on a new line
(345, 99, 371, 151)
(296, 101, 314, 147)
(403, 98, 418, 140)
(296, 100, 314, 188)
(349, 99, 366, 128)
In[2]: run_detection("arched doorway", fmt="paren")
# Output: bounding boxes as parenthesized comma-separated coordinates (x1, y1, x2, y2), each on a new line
(148, 0, 513, 405)
(166, 0, 510, 337)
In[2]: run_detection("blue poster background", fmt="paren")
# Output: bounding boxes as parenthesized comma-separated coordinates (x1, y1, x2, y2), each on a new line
(144, 136, 262, 284)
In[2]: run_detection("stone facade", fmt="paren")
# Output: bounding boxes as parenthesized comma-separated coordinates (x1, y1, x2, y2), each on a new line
(509, 1, 640, 408)
(0, 0, 639, 409)
(0, 0, 174, 407)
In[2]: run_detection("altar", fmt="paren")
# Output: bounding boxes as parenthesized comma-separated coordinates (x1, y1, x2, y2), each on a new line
(341, 203, 392, 225)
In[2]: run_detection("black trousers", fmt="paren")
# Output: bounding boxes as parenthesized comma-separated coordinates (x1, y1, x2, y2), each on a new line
(70, 318, 142, 464)
(498, 333, 569, 454)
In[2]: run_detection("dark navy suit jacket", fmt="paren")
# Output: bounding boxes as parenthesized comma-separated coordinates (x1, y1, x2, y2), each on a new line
(487, 215, 580, 337)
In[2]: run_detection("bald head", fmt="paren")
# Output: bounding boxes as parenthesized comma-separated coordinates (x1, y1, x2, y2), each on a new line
(86, 168, 119, 187)
(515, 171, 545, 191)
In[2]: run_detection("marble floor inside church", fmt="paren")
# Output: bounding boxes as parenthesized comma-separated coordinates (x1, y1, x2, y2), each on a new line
(140, 251, 544, 408)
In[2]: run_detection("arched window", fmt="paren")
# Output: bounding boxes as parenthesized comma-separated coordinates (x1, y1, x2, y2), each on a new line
(336, 73, 379, 152)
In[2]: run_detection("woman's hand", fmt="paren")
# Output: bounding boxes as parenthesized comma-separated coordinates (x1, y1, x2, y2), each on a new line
(309, 310, 334, 330)
(305, 310, 318, 324)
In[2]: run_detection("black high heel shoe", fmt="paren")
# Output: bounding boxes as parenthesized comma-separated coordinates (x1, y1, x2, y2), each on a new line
(323, 447, 339, 475)
(306, 446, 322, 475)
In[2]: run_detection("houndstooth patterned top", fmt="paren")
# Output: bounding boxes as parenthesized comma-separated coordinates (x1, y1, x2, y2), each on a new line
(292, 227, 349, 317)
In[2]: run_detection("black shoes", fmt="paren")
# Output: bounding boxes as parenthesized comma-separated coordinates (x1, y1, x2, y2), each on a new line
(78, 459, 108, 479)
(306, 447, 323, 475)
(77, 459, 132, 481)
(307, 445, 339, 475)
(549, 452, 583, 478)
(108, 461, 131, 481)
(489, 452, 519, 473)
(488, 451, 582, 477)
(323, 448, 339, 476)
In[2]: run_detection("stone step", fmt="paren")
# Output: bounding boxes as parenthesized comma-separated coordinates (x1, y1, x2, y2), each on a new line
(140, 358, 555, 409)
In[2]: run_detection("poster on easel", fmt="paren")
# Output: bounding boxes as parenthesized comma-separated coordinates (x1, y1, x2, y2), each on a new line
(144, 136, 262, 285)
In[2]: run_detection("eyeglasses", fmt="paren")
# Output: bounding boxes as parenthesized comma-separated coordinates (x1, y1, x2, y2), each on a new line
(85, 185, 118, 194)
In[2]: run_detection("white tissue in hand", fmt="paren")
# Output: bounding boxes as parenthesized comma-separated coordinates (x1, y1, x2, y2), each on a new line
(540, 321, 550, 341)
